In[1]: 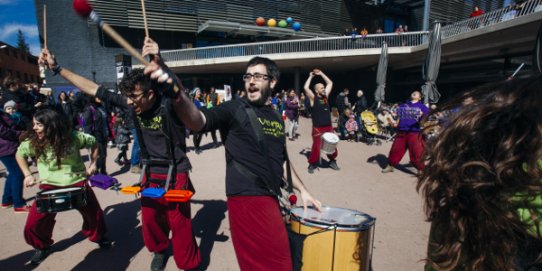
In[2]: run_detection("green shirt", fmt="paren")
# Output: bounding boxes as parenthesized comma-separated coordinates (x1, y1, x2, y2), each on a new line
(17, 131, 96, 187)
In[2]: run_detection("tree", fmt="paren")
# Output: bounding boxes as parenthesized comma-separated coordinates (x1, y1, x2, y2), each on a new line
(16, 29, 30, 54)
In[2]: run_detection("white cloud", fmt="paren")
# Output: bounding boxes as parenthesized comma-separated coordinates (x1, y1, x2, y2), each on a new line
(0, 23, 39, 40)
(0, 0, 17, 5)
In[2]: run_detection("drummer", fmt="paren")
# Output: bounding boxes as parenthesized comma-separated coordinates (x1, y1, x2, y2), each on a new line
(303, 69, 340, 174)
(15, 109, 110, 266)
(157, 55, 322, 270)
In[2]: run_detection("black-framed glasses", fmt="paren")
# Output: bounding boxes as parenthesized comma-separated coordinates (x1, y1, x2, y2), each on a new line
(127, 91, 147, 101)
(242, 73, 273, 82)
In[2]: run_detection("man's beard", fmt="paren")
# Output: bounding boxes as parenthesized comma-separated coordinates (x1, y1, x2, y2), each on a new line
(247, 85, 272, 106)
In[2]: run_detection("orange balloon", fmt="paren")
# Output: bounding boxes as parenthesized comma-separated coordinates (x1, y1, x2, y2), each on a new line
(267, 18, 277, 27)
(256, 17, 265, 26)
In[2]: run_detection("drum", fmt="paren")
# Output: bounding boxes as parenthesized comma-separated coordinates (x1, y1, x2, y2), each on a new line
(290, 206, 375, 271)
(321, 132, 339, 154)
(36, 187, 87, 213)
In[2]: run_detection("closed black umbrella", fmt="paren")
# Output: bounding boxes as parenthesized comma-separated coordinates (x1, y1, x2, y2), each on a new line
(374, 41, 388, 103)
(533, 22, 542, 73)
(422, 22, 442, 104)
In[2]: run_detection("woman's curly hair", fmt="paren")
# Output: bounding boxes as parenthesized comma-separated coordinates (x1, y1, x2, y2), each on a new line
(418, 74, 542, 270)
(29, 109, 73, 168)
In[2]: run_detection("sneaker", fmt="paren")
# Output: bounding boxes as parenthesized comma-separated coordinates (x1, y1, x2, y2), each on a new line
(14, 205, 31, 213)
(308, 164, 317, 174)
(30, 247, 51, 265)
(151, 252, 167, 271)
(130, 165, 141, 174)
(97, 238, 112, 249)
(1, 202, 13, 209)
(381, 165, 394, 173)
(329, 160, 341, 171)
(114, 158, 122, 166)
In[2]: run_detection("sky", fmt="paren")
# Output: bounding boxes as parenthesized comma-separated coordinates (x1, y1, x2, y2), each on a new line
(0, 0, 40, 56)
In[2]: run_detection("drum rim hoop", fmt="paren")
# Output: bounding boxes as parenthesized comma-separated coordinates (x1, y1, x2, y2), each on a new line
(290, 206, 376, 231)
(38, 187, 85, 195)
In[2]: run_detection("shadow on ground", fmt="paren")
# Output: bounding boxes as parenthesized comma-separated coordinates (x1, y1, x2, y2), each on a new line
(191, 199, 229, 270)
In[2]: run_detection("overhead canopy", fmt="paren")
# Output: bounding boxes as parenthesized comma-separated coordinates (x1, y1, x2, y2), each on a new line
(197, 20, 333, 39)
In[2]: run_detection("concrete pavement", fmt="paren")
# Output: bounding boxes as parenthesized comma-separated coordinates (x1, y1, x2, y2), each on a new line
(0, 117, 429, 271)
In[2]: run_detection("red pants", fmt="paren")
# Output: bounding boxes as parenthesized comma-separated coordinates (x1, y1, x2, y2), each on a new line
(24, 181, 107, 250)
(308, 126, 338, 164)
(141, 172, 200, 270)
(387, 131, 425, 170)
(228, 196, 292, 271)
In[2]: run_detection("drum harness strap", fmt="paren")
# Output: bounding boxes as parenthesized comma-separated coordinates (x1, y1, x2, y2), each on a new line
(225, 103, 295, 209)
(133, 96, 180, 191)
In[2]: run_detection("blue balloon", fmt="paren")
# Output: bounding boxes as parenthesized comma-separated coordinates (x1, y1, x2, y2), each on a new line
(292, 22, 301, 31)
(286, 17, 293, 24)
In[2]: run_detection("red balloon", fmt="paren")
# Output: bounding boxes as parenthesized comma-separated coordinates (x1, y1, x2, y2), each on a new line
(255, 17, 265, 26)
(73, 0, 93, 18)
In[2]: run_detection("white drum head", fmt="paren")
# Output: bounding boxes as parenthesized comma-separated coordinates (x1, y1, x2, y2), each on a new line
(41, 187, 82, 194)
(291, 206, 374, 231)
(322, 132, 339, 143)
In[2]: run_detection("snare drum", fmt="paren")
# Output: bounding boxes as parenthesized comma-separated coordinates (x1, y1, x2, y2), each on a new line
(36, 187, 87, 213)
(290, 206, 375, 271)
(321, 132, 339, 154)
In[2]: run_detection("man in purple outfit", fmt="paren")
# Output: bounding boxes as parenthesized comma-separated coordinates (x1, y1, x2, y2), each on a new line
(382, 90, 429, 173)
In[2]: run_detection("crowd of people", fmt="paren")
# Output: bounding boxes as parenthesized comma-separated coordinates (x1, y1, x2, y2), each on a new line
(1, 31, 542, 271)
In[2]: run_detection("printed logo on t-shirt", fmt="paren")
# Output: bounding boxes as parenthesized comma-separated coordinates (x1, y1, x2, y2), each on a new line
(258, 117, 284, 138)
(397, 107, 422, 121)
(138, 116, 162, 130)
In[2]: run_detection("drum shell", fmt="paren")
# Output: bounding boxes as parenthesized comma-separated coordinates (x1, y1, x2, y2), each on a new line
(320, 133, 339, 154)
(36, 187, 87, 213)
(290, 209, 375, 271)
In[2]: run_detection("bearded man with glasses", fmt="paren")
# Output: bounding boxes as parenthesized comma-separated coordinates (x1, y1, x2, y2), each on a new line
(167, 56, 322, 270)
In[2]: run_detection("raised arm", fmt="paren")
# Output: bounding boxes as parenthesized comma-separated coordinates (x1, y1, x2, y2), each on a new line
(143, 60, 207, 132)
(140, 38, 207, 132)
(303, 72, 316, 106)
(39, 48, 99, 96)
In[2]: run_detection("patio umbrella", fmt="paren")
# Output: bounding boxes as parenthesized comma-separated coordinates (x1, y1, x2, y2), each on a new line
(421, 22, 442, 104)
(374, 41, 388, 103)
(533, 22, 542, 73)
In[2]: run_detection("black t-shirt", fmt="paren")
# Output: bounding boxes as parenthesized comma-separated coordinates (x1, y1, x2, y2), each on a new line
(311, 95, 332, 127)
(202, 98, 285, 196)
(96, 87, 191, 174)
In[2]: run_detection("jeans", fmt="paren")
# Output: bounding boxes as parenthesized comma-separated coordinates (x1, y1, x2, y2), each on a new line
(287, 118, 298, 139)
(0, 155, 26, 207)
(130, 128, 141, 167)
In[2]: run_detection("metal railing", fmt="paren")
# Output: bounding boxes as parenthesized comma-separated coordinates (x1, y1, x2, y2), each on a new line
(160, 0, 542, 63)
(442, 0, 542, 38)
(161, 31, 428, 62)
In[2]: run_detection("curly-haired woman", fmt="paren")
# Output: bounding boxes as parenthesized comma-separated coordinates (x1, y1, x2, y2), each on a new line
(418, 75, 542, 270)
(15, 109, 110, 266)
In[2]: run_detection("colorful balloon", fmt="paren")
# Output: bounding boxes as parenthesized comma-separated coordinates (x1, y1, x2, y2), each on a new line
(267, 18, 277, 27)
(286, 17, 293, 24)
(292, 22, 301, 31)
(278, 20, 287, 28)
(256, 17, 265, 26)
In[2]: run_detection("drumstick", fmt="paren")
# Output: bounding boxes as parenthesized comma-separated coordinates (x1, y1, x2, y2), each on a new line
(73, 0, 148, 65)
(43, 2, 47, 49)
(73, 0, 182, 94)
(141, 0, 149, 37)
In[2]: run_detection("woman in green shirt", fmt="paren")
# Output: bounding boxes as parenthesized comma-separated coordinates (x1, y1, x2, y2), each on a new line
(15, 109, 110, 266)
(418, 75, 542, 270)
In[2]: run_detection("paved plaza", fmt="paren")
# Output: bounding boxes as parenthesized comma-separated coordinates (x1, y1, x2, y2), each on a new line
(0, 117, 429, 271)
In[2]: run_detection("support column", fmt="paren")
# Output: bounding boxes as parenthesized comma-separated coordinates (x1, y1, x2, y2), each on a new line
(423, 0, 431, 31)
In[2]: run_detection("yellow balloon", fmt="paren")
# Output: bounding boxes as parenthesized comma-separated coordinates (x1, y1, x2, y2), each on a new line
(267, 18, 277, 27)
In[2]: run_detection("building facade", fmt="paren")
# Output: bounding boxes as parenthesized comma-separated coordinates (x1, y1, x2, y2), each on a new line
(0, 42, 40, 85)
